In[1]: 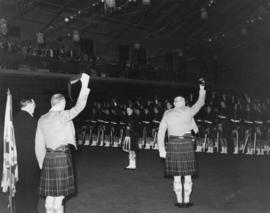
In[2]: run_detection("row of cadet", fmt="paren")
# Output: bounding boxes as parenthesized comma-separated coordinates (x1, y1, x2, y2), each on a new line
(75, 90, 270, 156)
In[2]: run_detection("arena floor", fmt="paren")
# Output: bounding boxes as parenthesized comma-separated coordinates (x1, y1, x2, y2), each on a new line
(1, 147, 269, 213)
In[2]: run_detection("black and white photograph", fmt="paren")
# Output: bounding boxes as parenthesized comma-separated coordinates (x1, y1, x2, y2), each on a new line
(0, 0, 270, 212)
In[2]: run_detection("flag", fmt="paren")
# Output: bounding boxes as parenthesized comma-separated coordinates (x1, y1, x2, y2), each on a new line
(1, 89, 18, 197)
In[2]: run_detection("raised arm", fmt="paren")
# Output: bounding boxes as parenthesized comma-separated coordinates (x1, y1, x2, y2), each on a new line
(61, 73, 90, 123)
(190, 85, 206, 117)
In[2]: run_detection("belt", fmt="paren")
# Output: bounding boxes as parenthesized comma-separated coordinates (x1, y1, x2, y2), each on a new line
(169, 133, 192, 139)
(46, 145, 70, 153)
(230, 119, 240, 123)
(218, 115, 227, 119)
(142, 121, 150, 124)
(244, 120, 253, 124)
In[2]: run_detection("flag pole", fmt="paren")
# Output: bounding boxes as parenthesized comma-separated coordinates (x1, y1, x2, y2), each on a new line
(1, 89, 18, 213)
(8, 89, 14, 213)
(9, 168, 13, 213)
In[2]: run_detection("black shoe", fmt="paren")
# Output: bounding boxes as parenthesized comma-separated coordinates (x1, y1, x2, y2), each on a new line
(174, 202, 184, 208)
(184, 202, 194, 208)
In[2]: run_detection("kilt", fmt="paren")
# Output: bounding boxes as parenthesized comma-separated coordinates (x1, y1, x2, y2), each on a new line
(39, 148, 75, 197)
(122, 135, 139, 152)
(165, 134, 197, 177)
(122, 129, 139, 152)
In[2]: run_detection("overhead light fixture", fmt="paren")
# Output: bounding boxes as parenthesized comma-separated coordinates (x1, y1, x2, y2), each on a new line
(105, 0, 116, 8)
(201, 8, 208, 20)
(143, 0, 151, 5)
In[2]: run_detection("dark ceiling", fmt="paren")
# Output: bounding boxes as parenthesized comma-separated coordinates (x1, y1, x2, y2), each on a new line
(1, 0, 270, 61)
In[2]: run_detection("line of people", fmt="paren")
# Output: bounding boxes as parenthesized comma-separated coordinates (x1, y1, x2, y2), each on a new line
(76, 90, 270, 156)
(76, 105, 161, 150)
(75, 101, 163, 170)
(195, 91, 270, 155)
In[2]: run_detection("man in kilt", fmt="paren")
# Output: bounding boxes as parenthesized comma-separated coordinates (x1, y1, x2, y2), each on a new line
(35, 73, 90, 213)
(157, 81, 206, 208)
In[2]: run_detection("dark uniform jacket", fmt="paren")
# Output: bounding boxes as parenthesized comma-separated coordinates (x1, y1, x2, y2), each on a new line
(14, 110, 39, 213)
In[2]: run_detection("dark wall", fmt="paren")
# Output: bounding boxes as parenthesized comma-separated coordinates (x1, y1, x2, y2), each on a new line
(0, 73, 69, 120)
(0, 72, 196, 120)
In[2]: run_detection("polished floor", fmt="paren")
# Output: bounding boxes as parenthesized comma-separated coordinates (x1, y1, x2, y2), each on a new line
(1, 147, 269, 213)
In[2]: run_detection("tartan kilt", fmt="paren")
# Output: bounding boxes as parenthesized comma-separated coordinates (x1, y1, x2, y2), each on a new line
(122, 135, 139, 152)
(165, 135, 197, 177)
(39, 151, 75, 197)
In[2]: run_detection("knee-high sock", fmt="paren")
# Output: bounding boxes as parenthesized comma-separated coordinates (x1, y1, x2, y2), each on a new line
(54, 196, 65, 213)
(184, 176, 193, 203)
(45, 196, 54, 213)
(173, 176, 182, 203)
(128, 151, 136, 168)
(131, 151, 136, 168)
(126, 151, 132, 168)
(126, 151, 136, 168)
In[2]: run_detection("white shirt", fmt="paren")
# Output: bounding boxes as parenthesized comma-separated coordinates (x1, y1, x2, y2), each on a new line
(157, 89, 205, 153)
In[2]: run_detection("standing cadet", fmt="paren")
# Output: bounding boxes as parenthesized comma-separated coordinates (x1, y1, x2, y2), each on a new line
(253, 103, 264, 155)
(217, 97, 229, 154)
(157, 80, 206, 208)
(242, 103, 255, 155)
(122, 107, 139, 170)
(151, 106, 162, 150)
(141, 107, 152, 149)
(202, 104, 216, 153)
(89, 107, 99, 146)
(110, 107, 120, 147)
(230, 101, 242, 154)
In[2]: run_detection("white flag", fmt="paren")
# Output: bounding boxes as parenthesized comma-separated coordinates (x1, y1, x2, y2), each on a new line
(1, 89, 18, 197)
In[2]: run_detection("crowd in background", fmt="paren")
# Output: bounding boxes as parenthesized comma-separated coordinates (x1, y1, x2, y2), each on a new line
(0, 39, 230, 84)
(1, 40, 269, 157)
(0, 39, 96, 73)
(0, 39, 161, 80)
(75, 89, 270, 156)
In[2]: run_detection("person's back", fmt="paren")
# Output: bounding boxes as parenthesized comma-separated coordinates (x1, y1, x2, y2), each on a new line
(14, 99, 39, 213)
(165, 106, 194, 136)
(35, 73, 90, 213)
(15, 110, 37, 166)
(38, 110, 76, 150)
(157, 82, 206, 208)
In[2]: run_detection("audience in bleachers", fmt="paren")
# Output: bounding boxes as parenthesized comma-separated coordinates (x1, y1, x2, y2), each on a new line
(0, 39, 96, 73)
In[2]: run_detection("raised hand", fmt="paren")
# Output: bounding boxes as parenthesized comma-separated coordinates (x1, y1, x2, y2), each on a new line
(199, 78, 205, 90)
(81, 73, 90, 88)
